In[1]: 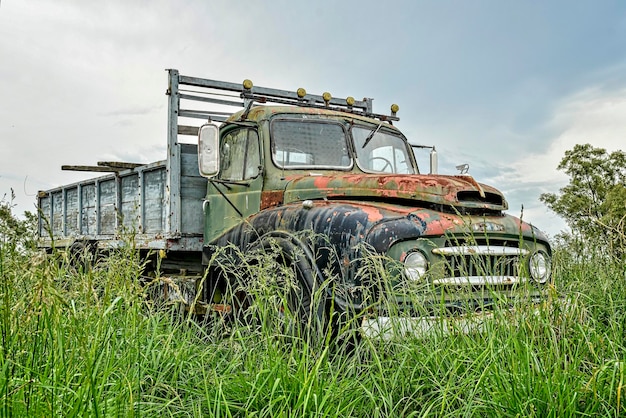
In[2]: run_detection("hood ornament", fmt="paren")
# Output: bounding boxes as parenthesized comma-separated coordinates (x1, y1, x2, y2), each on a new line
(456, 164, 469, 174)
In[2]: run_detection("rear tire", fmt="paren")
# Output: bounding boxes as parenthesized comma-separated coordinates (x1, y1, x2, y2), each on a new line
(68, 241, 95, 272)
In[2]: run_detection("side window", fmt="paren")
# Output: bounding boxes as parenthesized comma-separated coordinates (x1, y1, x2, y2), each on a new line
(219, 128, 260, 181)
(394, 147, 411, 174)
(244, 130, 260, 179)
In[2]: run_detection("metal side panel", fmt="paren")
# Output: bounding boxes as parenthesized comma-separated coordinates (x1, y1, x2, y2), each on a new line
(65, 186, 79, 235)
(143, 167, 167, 234)
(180, 143, 205, 237)
(51, 191, 63, 236)
(81, 183, 97, 235)
(98, 179, 117, 235)
(38, 195, 51, 237)
(120, 173, 140, 232)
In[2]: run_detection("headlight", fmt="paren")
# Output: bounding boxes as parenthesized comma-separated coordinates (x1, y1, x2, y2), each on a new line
(404, 251, 428, 281)
(529, 251, 551, 284)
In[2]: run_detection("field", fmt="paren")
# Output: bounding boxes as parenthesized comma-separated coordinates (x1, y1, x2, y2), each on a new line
(1, 238, 625, 417)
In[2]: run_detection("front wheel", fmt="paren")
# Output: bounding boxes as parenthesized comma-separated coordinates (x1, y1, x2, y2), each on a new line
(225, 238, 328, 342)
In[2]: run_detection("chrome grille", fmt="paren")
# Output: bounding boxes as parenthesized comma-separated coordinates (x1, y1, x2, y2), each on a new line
(432, 243, 529, 286)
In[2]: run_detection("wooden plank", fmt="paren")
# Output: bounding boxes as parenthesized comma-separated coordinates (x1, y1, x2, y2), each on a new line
(120, 174, 140, 229)
(178, 125, 199, 136)
(65, 187, 79, 235)
(99, 179, 117, 235)
(62, 165, 122, 172)
(81, 184, 96, 235)
(97, 161, 143, 169)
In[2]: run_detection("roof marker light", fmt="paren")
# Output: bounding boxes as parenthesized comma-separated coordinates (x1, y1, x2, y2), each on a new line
(346, 96, 355, 106)
(297, 87, 307, 98)
(322, 92, 332, 105)
(243, 79, 253, 90)
(391, 104, 399, 116)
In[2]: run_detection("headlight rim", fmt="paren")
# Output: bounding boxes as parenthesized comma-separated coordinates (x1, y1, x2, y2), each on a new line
(528, 250, 551, 284)
(404, 250, 429, 282)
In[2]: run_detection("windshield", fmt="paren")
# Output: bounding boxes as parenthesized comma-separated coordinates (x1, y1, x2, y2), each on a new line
(352, 125, 416, 174)
(271, 119, 352, 169)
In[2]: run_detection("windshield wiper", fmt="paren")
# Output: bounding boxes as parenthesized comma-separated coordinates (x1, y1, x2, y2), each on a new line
(361, 122, 383, 149)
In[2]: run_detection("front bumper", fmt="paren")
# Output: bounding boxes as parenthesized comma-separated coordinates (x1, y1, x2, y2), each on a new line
(361, 313, 495, 340)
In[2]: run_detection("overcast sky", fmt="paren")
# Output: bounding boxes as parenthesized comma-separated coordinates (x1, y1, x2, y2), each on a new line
(2, 1, 626, 237)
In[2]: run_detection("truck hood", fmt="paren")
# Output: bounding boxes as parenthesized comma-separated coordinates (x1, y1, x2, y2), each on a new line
(282, 173, 508, 211)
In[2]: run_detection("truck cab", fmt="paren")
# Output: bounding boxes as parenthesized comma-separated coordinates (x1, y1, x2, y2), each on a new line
(194, 77, 551, 335)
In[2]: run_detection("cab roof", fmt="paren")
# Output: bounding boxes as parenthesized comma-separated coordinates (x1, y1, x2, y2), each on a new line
(225, 105, 401, 130)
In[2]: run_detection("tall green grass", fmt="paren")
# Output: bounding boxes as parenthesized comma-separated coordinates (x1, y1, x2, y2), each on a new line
(1, 237, 625, 416)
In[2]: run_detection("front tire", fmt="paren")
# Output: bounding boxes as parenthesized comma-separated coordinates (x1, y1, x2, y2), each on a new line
(226, 237, 328, 342)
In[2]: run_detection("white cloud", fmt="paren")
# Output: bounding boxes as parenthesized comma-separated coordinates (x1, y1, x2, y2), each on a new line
(495, 86, 626, 185)
(483, 85, 626, 236)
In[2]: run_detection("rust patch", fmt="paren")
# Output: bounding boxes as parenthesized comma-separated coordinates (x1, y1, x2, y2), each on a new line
(410, 212, 463, 235)
(313, 176, 333, 189)
(285, 173, 507, 212)
(260, 190, 284, 210)
(210, 304, 232, 314)
(360, 205, 384, 222)
(512, 216, 534, 233)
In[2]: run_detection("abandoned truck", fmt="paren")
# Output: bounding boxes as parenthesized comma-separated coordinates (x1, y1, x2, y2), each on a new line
(37, 70, 552, 336)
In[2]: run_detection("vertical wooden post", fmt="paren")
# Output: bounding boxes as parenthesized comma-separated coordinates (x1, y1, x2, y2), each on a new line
(166, 69, 181, 236)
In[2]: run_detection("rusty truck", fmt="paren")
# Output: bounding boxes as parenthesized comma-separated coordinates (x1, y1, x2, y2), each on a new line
(37, 70, 552, 337)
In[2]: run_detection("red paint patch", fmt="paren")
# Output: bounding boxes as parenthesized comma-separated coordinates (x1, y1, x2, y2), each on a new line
(313, 176, 333, 189)
(422, 215, 463, 235)
(360, 206, 384, 222)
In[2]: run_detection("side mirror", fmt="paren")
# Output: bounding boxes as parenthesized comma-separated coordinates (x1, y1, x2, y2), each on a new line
(198, 123, 220, 178)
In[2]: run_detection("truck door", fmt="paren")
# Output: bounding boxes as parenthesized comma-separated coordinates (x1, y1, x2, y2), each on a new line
(204, 126, 262, 243)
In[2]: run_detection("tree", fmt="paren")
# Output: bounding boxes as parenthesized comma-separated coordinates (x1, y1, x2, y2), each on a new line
(0, 189, 37, 253)
(540, 143, 626, 258)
